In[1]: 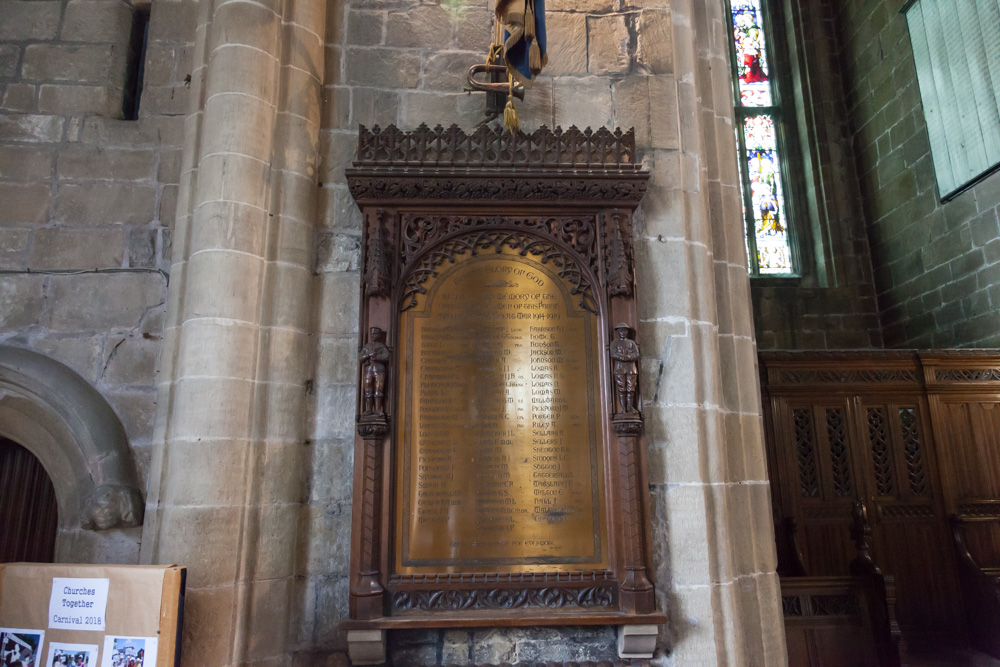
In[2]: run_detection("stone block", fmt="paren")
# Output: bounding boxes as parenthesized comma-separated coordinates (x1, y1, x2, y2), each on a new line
(452, 8, 492, 52)
(0, 45, 20, 79)
(347, 630, 385, 665)
(1, 83, 36, 112)
(0, 274, 45, 329)
(636, 9, 672, 74)
(588, 14, 632, 75)
(648, 76, 679, 148)
(128, 228, 156, 268)
(54, 182, 157, 225)
(315, 232, 361, 273)
(34, 335, 101, 382)
(617, 624, 657, 659)
(312, 382, 356, 441)
(159, 185, 178, 230)
(135, 84, 188, 116)
(350, 87, 398, 129)
(552, 77, 612, 130)
(612, 76, 651, 145)
(0, 114, 64, 143)
(347, 10, 384, 46)
(0, 145, 52, 181)
(57, 146, 157, 181)
(0, 227, 30, 270)
(48, 272, 164, 331)
(344, 47, 420, 88)
(548, 0, 614, 11)
(422, 50, 480, 92)
(318, 131, 357, 185)
(101, 334, 159, 384)
(544, 12, 588, 76)
(0, 182, 52, 224)
(22, 44, 125, 85)
(322, 85, 351, 130)
(29, 227, 125, 270)
(314, 576, 350, 648)
(0, 1, 62, 40)
(61, 0, 133, 42)
(302, 502, 352, 574)
(147, 0, 196, 43)
(385, 5, 450, 49)
(184, 250, 264, 322)
(398, 91, 482, 130)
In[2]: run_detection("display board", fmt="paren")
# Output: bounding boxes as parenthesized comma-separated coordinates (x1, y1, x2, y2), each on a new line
(0, 564, 184, 667)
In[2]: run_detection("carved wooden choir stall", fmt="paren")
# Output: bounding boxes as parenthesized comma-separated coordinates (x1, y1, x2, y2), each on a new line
(761, 351, 1000, 664)
(341, 125, 666, 664)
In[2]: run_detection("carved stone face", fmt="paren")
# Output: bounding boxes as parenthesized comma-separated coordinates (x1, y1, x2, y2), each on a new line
(371, 327, 386, 343)
(82, 484, 142, 531)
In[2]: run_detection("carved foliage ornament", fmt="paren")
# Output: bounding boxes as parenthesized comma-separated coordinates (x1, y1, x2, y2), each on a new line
(400, 229, 597, 314)
(391, 586, 616, 612)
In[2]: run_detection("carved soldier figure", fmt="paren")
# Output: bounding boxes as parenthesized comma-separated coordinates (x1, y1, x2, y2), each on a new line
(360, 327, 390, 417)
(611, 323, 640, 414)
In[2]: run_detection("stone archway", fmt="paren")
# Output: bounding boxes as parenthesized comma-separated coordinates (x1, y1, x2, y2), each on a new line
(0, 346, 144, 543)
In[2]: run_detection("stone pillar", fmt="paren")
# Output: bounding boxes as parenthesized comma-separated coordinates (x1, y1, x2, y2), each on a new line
(633, 0, 786, 663)
(141, 0, 327, 664)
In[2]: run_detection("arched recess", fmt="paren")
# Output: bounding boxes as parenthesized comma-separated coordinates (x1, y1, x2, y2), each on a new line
(0, 345, 144, 535)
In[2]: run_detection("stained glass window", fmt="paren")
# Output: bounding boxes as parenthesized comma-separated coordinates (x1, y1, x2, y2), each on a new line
(727, 0, 794, 275)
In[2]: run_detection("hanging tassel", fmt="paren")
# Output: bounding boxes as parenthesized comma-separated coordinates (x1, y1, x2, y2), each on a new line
(503, 74, 519, 132)
(529, 41, 542, 74)
(504, 96, 519, 132)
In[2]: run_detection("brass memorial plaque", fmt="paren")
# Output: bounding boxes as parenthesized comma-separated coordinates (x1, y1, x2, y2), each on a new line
(395, 249, 608, 573)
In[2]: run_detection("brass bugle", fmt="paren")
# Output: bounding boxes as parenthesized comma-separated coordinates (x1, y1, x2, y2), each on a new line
(465, 64, 525, 100)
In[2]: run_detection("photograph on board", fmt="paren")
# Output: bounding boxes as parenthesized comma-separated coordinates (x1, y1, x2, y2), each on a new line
(99, 637, 156, 667)
(0, 628, 45, 667)
(45, 643, 98, 667)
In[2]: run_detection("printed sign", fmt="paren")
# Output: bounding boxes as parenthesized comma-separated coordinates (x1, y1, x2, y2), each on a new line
(47, 579, 110, 631)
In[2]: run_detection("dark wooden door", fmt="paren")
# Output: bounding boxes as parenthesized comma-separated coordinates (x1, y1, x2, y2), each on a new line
(769, 394, 963, 646)
(853, 398, 963, 648)
(772, 399, 858, 576)
(0, 437, 58, 563)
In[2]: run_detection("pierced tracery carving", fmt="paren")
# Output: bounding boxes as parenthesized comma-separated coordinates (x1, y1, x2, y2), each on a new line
(400, 230, 597, 314)
(899, 408, 928, 496)
(399, 214, 598, 271)
(827, 408, 852, 497)
(867, 408, 894, 496)
(793, 409, 819, 498)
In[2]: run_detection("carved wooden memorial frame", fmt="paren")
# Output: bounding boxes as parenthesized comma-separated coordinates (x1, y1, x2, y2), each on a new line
(344, 125, 665, 637)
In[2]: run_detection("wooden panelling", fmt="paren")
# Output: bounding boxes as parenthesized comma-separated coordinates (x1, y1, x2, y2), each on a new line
(761, 350, 1000, 654)
(0, 438, 57, 564)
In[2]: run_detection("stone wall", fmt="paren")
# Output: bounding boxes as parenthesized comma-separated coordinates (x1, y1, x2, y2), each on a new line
(835, 0, 1000, 347)
(750, 0, 882, 350)
(0, 0, 193, 561)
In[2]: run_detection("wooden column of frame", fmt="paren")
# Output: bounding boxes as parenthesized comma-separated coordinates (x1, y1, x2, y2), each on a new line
(342, 124, 665, 632)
